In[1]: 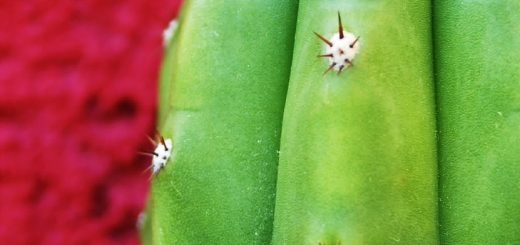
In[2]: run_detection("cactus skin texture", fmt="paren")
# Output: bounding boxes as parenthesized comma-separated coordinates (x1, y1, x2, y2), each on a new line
(150, 0, 298, 244)
(434, 1, 520, 244)
(272, 1, 438, 244)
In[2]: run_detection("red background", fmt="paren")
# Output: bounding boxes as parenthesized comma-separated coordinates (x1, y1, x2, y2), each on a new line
(0, 0, 182, 244)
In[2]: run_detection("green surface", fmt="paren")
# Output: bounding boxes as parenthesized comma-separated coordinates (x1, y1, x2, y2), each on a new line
(151, 0, 298, 244)
(272, 1, 438, 244)
(434, 1, 520, 244)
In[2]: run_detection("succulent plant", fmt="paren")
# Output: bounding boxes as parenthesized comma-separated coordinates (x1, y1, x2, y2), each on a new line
(434, 1, 520, 244)
(143, 0, 520, 244)
(149, 1, 298, 244)
(273, 1, 437, 244)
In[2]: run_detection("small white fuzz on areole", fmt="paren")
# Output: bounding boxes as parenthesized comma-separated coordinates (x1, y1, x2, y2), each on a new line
(315, 12, 360, 75)
(140, 134, 173, 177)
(136, 212, 146, 230)
(162, 19, 178, 47)
(326, 32, 360, 71)
(151, 138, 173, 175)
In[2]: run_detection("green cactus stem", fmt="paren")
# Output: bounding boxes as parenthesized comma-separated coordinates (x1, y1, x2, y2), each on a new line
(150, 0, 298, 244)
(272, 1, 438, 244)
(434, 1, 520, 243)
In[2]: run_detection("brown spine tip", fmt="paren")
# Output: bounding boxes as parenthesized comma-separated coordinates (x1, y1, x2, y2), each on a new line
(318, 53, 333, 58)
(323, 62, 336, 75)
(314, 31, 333, 47)
(338, 11, 344, 39)
(345, 59, 353, 66)
(139, 151, 159, 157)
(160, 136, 168, 151)
(350, 36, 360, 48)
(146, 135, 157, 146)
(142, 164, 154, 175)
(338, 65, 345, 75)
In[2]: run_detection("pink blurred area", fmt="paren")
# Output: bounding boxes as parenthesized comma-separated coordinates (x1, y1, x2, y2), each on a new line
(0, 0, 182, 244)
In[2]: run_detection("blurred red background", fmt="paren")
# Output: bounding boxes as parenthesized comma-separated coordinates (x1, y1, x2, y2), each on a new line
(0, 0, 182, 244)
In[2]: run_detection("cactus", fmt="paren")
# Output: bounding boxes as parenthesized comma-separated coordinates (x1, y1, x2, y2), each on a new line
(434, 1, 520, 244)
(272, 1, 438, 244)
(144, 0, 520, 244)
(149, 0, 298, 244)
